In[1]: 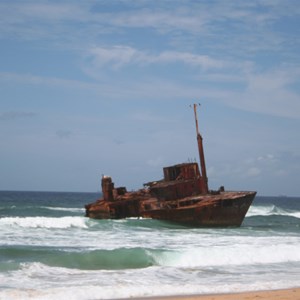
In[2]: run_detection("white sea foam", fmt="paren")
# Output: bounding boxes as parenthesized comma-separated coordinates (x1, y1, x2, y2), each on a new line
(0, 216, 88, 229)
(42, 206, 85, 213)
(0, 262, 299, 300)
(246, 205, 300, 218)
(0, 284, 284, 300)
(151, 241, 300, 268)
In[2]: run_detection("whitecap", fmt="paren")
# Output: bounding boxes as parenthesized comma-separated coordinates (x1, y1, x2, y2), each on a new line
(246, 205, 300, 218)
(149, 241, 300, 268)
(41, 206, 85, 213)
(0, 216, 88, 229)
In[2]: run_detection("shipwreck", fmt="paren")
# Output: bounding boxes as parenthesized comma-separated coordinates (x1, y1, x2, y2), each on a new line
(85, 104, 256, 227)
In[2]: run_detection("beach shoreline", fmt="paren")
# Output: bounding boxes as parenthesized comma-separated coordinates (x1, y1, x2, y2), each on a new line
(135, 288, 300, 300)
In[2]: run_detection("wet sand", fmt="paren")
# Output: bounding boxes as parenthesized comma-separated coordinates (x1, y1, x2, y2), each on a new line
(139, 288, 300, 300)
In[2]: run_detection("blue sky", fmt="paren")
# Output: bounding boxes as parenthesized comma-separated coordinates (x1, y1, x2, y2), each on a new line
(1, 0, 300, 196)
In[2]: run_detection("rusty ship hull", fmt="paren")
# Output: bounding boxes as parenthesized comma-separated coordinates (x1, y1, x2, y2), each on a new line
(140, 191, 256, 227)
(85, 104, 256, 227)
(85, 188, 256, 227)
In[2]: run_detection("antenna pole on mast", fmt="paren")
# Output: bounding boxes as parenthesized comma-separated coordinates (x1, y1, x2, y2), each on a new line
(193, 103, 200, 136)
(192, 103, 208, 193)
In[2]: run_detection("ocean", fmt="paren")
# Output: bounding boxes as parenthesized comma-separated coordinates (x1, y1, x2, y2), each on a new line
(0, 191, 299, 300)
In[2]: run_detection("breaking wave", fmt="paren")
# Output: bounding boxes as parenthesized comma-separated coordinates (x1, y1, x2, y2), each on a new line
(41, 206, 84, 213)
(2, 241, 300, 271)
(246, 205, 300, 218)
(166, 243, 300, 267)
(5, 261, 299, 300)
(0, 247, 158, 270)
(0, 216, 88, 229)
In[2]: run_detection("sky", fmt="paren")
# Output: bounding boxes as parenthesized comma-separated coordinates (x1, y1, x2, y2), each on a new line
(1, 0, 300, 196)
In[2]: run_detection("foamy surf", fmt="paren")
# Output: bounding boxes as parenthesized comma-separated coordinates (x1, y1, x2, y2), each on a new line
(2, 282, 299, 300)
(0, 216, 88, 229)
(41, 206, 85, 213)
(246, 204, 300, 218)
(161, 242, 300, 267)
(1, 262, 299, 300)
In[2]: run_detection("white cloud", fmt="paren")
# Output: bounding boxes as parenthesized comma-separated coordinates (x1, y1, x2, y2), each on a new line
(257, 154, 276, 162)
(87, 46, 141, 69)
(0, 0, 299, 53)
(214, 67, 300, 119)
(1, 1, 300, 121)
(110, 10, 206, 33)
(86, 46, 225, 69)
(156, 51, 224, 69)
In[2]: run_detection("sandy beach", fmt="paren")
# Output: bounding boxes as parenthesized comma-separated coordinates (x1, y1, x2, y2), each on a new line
(142, 288, 300, 300)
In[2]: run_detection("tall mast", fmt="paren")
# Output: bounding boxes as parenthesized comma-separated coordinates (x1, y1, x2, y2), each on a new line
(193, 104, 208, 193)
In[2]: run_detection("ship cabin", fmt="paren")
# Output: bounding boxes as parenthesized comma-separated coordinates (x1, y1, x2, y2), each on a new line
(145, 162, 207, 201)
